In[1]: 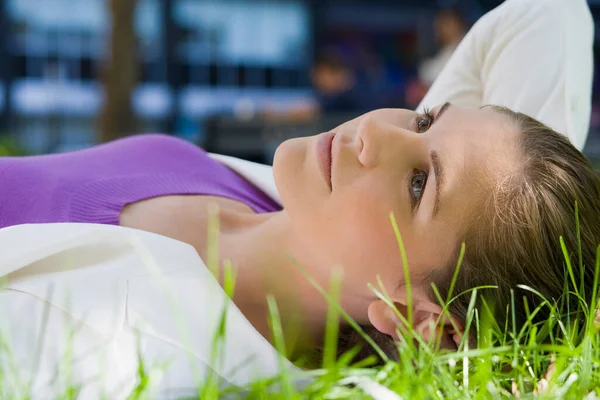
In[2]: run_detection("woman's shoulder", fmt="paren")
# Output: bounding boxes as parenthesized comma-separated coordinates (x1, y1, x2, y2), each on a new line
(104, 133, 205, 154)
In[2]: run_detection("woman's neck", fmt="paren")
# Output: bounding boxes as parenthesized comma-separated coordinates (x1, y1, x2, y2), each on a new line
(207, 207, 331, 353)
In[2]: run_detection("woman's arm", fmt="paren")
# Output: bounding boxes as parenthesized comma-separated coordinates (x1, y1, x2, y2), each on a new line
(418, 0, 594, 150)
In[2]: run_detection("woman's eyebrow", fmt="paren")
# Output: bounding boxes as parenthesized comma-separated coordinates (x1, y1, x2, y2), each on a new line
(437, 102, 452, 120)
(431, 150, 444, 218)
(430, 102, 451, 218)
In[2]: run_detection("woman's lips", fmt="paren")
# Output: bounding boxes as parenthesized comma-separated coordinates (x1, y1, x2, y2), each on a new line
(317, 131, 335, 190)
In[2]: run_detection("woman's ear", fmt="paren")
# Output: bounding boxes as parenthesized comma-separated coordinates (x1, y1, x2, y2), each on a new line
(367, 298, 462, 350)
(367, 299, 406, 340)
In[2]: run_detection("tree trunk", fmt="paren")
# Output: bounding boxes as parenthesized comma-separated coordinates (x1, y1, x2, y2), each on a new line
(99, 0, 139, 142)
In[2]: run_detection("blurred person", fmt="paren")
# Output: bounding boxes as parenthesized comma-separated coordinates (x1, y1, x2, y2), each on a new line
(264, 51, 372, 121)
(0, 0, 596, 395)
(420, 8, 468, 85)
(407, 7, 468, 107)
(312, 51, 364, 113)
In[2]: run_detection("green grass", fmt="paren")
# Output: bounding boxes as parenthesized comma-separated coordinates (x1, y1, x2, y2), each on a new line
(2, 212, 600, 399)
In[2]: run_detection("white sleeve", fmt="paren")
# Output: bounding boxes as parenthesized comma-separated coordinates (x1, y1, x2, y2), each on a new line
(418, 0, 594, 150)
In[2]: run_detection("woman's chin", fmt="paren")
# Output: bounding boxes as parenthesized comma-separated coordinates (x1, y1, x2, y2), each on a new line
(272, 137, 309, 204)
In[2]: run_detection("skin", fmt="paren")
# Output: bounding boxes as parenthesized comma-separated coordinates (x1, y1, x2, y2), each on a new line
(121, 104, 523, 350)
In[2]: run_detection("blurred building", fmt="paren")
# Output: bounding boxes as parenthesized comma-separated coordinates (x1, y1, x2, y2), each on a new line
(0, 0, 598, 161)
(3, 0, 314, 154)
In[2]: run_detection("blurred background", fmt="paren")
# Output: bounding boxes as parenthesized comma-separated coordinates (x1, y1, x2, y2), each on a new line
(0, 0, 599, 164)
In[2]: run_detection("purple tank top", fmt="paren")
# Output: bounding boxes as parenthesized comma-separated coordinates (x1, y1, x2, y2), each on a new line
(0, 134, 281, 229)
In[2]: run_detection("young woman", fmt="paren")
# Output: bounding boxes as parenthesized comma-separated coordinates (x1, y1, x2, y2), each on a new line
(0, 0, 597, 396)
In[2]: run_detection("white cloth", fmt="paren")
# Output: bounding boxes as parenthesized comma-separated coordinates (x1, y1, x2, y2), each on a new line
(0, 221, 297, 399)
(0, 0, 593, 398)
(418, 0, 594, 150)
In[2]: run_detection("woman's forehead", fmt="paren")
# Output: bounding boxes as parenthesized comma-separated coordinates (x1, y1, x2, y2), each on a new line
(425, 106, 522, 227)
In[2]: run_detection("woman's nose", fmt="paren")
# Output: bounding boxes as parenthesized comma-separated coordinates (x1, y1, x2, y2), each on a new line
(356, 115, 421, 168)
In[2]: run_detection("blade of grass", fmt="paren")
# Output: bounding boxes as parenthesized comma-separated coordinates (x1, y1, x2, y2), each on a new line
(389, 212, 413, 327)
(291, 257, 389, 363)
(575, 201, 584, 298)
(266, 295, 296, 399)
(206, 204, 221, 279)
(322, 268, 343, 369)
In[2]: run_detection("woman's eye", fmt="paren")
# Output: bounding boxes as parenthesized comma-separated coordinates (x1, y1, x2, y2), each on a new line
(416, 110, 434, 133)
(410, 170, 428, 203)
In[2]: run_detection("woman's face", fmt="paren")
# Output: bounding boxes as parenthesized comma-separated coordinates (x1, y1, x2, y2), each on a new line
(273, 104, 522, 303)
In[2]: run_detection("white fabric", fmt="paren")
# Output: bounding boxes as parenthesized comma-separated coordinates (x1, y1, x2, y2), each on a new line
(0, 221, 296, 399)
(0, 0, 593, 398)
(418, 0, 594, 150)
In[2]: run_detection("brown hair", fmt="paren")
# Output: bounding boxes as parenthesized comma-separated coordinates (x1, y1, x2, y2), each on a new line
(329, 106, 600, 364)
